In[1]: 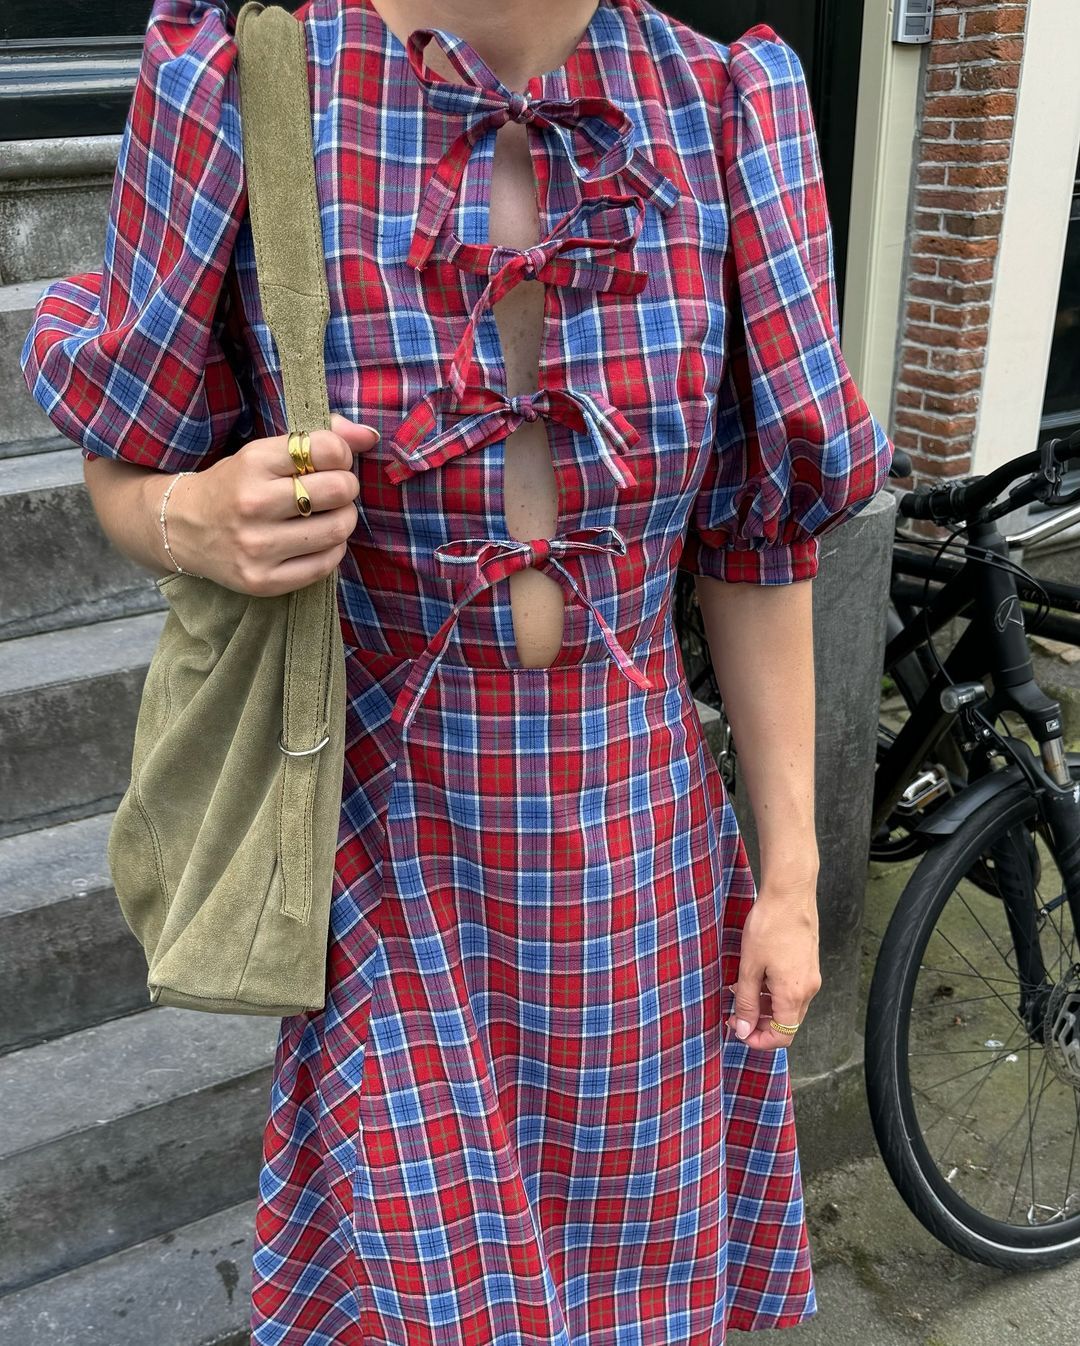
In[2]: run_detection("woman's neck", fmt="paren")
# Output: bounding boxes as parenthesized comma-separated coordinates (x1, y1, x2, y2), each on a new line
(367, 0, 602, 89)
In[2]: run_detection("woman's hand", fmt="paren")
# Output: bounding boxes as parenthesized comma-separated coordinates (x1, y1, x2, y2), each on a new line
(165, 413, 380, 596)
(726, 873, 822, 1051)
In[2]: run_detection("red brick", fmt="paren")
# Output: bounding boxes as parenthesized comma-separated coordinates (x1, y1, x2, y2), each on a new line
(936, 257, 996, 282)
(933, 304, 991, 328)
(917, 186, 1006, 213)
(960, 63, 1021, 92)
(903, 368, 982, 396)
(896, 408, 977, 436)
(942, 212, 1002, 238)
(907, 453, 974, 479)
(964, 8, 1028, 36)
(927, 346, 986, 373)
(909, 277, 992, 306)
(901, 349, 931, 370)
(932, 13, 961, 39)
(911, 234, 999, 260)
(946, 118, 1015, 144)
(923, 92, 1017, 119)
(922, 140, 1011, 164)
(927, 68, 958, 93)
(916, 164, 948, 187)
(922, 121, 954, 140)
(923, 390, 980, 415)
(948, 162, 1010, 187)
(929, 36, 1024, 63)
(908, 322, 989, 350)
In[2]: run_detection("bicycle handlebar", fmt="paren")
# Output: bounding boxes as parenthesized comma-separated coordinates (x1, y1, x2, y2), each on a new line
(897, 426, 1080, 524)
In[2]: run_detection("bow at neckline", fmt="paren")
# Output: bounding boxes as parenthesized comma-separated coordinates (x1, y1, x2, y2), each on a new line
(404, 25, 680, 270)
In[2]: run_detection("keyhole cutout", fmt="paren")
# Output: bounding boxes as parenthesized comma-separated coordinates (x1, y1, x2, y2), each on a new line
(412, 30, 566, 670)
(485, 120, 566, 668)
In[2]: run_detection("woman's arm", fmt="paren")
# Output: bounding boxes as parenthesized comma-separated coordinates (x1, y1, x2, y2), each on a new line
(695, 573, 822, 1050)
(84, 457, 187, 579)
(81, 415, 379, 596)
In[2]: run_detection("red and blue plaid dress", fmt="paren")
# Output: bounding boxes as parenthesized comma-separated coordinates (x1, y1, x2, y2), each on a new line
(22, 0, 893, 1339)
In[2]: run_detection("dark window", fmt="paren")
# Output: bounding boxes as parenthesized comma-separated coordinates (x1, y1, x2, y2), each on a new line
(0, 1, 262, 138)
(664, 0, 865, 312)
(1041, 144, 1080, 441)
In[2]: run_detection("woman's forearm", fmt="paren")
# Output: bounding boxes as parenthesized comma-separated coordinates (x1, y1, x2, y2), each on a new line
(694, 571, 819, 890)
(83, 456, 185, 578)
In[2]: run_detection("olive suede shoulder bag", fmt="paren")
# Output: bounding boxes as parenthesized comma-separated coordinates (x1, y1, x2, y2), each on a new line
(106, 0, 345, 1016)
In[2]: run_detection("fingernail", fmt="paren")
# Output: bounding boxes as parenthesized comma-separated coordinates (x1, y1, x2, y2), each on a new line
(735, 1018, 752, 1040)
(361, 424, 381, 445)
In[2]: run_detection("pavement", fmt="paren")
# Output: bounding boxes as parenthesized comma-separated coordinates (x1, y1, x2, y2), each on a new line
(761, 1151, 1080, 1345)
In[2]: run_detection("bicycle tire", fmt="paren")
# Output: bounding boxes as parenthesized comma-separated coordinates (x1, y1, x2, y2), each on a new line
(865, 780, 1080, 1271)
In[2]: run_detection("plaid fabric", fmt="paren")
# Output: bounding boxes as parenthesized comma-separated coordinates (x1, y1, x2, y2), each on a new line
(22, 0, 896, 1339)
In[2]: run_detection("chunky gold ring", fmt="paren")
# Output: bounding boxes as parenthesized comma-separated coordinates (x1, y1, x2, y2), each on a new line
(770, 1019, 801, 1036)
(288, 430, 315, 474)
(293, 474, 312, 517)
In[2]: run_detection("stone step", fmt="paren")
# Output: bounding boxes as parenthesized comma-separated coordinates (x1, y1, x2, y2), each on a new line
(0, 446, 165, 640)
(0, 432, 73, 460)
(0, 812, 149, 1054)
(0, 609, 165, 839)
(1, 278, 63, 448)
(0, 1199, 255, 1346)
(1, 135, 119, 287)
(0, 1007, 278, 1295)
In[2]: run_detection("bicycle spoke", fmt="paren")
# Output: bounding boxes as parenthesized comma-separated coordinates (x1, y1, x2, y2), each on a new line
(1007, 1052, 1054, 1222)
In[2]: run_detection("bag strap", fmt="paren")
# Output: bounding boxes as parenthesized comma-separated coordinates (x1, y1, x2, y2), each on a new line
(235, 1, 340, 924)
(235, 1, 331, 435)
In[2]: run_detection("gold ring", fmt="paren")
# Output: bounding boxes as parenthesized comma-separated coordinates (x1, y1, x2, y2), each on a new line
(288, 430, 315, 474)
(770, 1019, 801, 1036)
(293, 474, 312, 517)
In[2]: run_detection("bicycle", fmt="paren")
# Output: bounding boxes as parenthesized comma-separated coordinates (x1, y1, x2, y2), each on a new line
(866, 428, 1080, 1270)
(873, 440, 1080, 862)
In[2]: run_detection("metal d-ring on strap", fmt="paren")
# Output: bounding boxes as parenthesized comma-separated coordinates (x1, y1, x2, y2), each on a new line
(278, 731, 332, 757)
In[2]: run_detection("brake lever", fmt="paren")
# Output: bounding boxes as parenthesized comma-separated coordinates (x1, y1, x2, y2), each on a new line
(1038, 434, 1065, 498)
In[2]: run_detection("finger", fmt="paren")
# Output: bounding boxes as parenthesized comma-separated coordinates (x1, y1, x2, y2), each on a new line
(741, 988, 806, 1051)
(259, 542, 348, 596)
(271, 502, 359, 557)
(729, 969, 766, 1042)
(261, 426, 368, 477)
(330, 412, 381, 456)
(265, 468, 359, 523)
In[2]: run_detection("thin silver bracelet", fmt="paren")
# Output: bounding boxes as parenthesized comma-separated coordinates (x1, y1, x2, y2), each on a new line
(159, 471, 202, 577)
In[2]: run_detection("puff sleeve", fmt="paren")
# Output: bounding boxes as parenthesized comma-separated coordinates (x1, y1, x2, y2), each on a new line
(19, 0, 253, 473)
(681, 24, 894, 585)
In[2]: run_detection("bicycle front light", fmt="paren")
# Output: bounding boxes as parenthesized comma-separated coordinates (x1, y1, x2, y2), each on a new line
(940, 682, 989, 714)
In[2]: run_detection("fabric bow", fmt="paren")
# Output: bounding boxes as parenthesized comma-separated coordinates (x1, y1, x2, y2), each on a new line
(391, 524, 652, 733)
(387, 385, 640, 489)
(404, 27, 680, 270)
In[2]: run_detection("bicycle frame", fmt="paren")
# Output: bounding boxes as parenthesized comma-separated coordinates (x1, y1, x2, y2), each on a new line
(875, 515, 1080, 946)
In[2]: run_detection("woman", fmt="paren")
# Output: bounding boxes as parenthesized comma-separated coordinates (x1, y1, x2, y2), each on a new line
(21, 0, 893, 1339)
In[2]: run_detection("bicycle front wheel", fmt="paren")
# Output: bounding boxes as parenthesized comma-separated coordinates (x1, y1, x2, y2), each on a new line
(866, 780, 1080, 1270)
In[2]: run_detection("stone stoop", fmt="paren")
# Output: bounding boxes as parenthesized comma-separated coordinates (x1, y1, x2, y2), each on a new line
(1, 131, 276, 1344)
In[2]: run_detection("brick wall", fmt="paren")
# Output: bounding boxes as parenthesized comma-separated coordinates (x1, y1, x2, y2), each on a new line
(893, 0, 1030, 490)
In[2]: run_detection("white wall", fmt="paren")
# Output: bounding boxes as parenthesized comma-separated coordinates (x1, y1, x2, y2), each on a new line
(975, 0, 1080, 472)
(842, 0, 923, 428)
